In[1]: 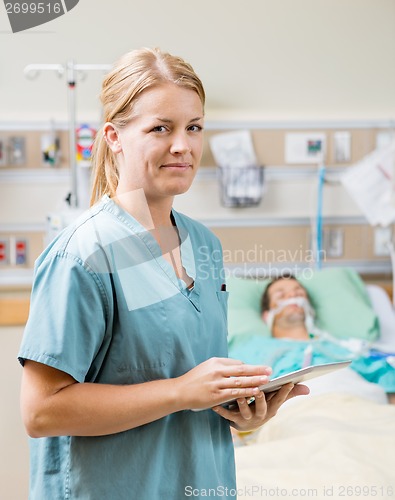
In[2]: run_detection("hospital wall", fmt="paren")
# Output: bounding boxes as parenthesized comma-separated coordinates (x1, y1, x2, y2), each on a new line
(0, 123, 392, 296)
(1, 0, 395, 121)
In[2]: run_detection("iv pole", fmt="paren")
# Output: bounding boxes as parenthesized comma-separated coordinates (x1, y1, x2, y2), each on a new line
(24, 61, 111, 209)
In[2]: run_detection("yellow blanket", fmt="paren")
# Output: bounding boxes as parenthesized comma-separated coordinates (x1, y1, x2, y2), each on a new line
(235, 394, 395, 499)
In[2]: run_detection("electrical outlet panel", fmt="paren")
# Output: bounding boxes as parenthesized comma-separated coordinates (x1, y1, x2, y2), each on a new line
(14, 238, 28, 265)
(307, 228, 344, 259)
(8, 137, 26, 166)
(324, 228, 344, 258)
(333, 131, 351, 163)
(374, 227, 392, 256)
(0, 238, 9, 264)
(4, 236, 29, 266)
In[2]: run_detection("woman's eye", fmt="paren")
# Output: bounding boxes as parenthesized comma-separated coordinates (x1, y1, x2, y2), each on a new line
(151, 125, 167, 133)
(188, 124, 203, 132)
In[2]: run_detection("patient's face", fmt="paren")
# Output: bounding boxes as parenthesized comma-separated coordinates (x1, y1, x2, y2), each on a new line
(268, 279, 308, 310)
(267, 279, 309, 333)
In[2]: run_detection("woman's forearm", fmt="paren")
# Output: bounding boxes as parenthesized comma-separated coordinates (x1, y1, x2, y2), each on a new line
(21, 361, 183, 437)
(34, 380, 182, 437)
(21, 357, 272, 438)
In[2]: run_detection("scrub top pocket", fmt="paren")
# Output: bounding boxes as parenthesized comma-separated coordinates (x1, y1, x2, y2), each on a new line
(111, 298, 173, 376)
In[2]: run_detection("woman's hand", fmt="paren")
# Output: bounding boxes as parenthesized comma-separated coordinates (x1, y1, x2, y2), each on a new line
(175, 357, 272, 411)
(212, 383, 310, 432)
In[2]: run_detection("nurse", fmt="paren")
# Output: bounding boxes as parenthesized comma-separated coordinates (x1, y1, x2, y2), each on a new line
(18, 47, 308, 499)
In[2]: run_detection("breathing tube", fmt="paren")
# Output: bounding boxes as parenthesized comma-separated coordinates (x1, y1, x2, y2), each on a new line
(267, 297, 371, 360)
(265, 297, 316, 333)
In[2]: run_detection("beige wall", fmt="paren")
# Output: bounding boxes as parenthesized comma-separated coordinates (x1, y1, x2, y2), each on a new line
(0, 327, 29, 500)
(0, 0, 395, 121)
(212, 224, 380, 267)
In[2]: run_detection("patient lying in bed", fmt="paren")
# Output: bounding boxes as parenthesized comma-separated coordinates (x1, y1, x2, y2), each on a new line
(229, 274, 395, 404)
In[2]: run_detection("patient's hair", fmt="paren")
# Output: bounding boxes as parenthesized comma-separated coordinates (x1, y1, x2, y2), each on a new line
(260, 273, 303, 313)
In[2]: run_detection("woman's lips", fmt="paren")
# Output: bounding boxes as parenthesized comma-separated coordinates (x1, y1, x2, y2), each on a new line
(161, 163, 192, 170)
(161, 163, 192, 172)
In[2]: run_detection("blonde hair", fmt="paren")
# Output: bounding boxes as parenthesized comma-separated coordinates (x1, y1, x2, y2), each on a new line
(90, 47, 205, 205)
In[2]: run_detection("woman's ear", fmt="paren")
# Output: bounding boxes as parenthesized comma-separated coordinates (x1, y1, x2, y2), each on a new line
(103, 122, 122, 154)
(262, 311, 269, 323)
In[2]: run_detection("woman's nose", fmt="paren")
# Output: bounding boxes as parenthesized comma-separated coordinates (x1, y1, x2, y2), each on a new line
(170, 132, 191, 155)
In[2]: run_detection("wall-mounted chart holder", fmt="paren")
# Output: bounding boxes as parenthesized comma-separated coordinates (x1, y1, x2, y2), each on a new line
(218, 165, 265, 208)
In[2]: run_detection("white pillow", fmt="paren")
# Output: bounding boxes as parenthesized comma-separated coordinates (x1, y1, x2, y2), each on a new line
(367, 285, 395, 351)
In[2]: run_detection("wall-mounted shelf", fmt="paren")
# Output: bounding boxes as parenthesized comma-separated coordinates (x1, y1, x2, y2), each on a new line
(204, 119, 395, 131)
(0, 168, 70, 184)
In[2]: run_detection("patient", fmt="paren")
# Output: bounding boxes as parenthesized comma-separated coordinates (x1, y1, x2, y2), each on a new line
(259, 274, 395, 404)
(260, 274, 312, 341)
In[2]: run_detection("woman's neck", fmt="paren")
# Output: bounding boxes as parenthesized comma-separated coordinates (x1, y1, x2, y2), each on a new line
(114, 188, 174, 230)
(113, 188, 190, 284)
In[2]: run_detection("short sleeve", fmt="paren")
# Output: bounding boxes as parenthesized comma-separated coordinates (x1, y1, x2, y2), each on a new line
(18, 251, 111, 383)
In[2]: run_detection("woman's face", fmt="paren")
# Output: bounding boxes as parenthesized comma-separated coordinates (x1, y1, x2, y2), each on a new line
(110, 82, 204, 204)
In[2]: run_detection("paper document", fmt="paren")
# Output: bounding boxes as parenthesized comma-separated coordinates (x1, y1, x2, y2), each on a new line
(209, 130, 258, 169)
(285, 132, 326, 164)
(341, 139, 395, 226)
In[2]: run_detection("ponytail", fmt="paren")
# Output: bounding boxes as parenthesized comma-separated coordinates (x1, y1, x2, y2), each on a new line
(90, 130, 118, 206)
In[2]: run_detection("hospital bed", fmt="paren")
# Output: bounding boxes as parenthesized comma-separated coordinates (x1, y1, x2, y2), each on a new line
(226, 269, 395, 499)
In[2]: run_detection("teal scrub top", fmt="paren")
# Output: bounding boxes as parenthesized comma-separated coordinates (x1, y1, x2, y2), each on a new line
(18, 195, 236, 500)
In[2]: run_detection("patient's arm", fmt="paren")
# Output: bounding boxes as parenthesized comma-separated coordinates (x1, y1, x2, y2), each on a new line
(388, 393, 395, 404)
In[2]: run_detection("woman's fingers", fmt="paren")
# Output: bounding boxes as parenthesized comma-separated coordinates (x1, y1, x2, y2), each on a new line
(264, 383, 295, 417)
(177, 357, 274, 410)
(220, 374, 269, 390)
(288, 383, 310, 398)
(210, 359, 273, 406)
(220, 360, 272, 378)
(213, 382, 310, 433)
(249, 390, 266, 418)
(234, 398, 253, 420)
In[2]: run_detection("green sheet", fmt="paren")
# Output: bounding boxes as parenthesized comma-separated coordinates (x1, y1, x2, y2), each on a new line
(227, 268, 379, 341)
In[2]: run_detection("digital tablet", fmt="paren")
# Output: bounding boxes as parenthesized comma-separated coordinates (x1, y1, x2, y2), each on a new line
(221, 360, 352, 409)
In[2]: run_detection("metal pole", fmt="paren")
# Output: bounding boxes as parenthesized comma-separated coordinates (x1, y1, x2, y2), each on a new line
(24, 62, 111, 209)
(66, 60, 78, 208)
